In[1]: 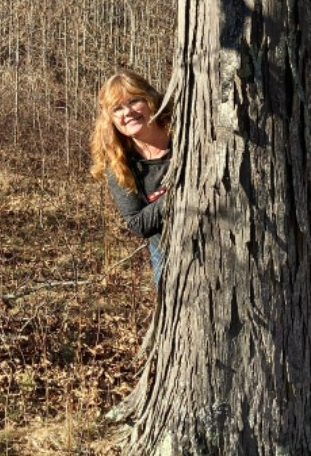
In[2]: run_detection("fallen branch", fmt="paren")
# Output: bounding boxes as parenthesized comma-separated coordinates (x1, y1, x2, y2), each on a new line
(1, 243, 147, 303)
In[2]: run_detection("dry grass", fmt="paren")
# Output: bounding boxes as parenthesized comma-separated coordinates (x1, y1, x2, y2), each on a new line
(0, 147, 156, 455)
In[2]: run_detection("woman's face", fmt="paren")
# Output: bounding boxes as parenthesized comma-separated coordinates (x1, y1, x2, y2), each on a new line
(109, 94, 153, 139)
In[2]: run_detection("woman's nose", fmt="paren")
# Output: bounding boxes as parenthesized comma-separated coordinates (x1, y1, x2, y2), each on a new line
(123, 104, 133, 115)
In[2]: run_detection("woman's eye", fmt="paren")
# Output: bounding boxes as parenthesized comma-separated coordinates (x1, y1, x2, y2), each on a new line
(129, 97, 143, 106)
(112, 105, 122, 113)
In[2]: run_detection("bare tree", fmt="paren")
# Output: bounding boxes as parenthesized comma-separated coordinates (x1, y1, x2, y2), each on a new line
(111, 0, 311, 455)
(0, 0, 176, 158)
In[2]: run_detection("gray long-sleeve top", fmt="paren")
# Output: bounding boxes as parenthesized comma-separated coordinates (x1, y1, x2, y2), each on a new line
(107, 151, 170, 247)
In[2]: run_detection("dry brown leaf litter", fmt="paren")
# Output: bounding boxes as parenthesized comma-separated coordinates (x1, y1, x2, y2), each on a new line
(0, 149, 155, 455)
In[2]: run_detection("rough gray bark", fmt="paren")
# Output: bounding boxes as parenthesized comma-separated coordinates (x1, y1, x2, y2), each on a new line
(112, 0, 311, 455)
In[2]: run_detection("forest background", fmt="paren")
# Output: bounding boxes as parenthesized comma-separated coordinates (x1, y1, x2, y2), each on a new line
(0, 1, 176, 454)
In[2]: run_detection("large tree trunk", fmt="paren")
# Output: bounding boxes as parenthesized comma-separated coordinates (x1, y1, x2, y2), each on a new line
(113, 0, 311, 454)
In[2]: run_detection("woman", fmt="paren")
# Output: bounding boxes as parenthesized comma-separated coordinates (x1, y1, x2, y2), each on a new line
(91, 70, 172, 286)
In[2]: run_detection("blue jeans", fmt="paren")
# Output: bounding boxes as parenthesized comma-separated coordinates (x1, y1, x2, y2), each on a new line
(149, 241, 163, 288)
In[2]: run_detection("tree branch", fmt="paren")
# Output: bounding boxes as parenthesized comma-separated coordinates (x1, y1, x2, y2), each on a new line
(1, 244, 147, 303)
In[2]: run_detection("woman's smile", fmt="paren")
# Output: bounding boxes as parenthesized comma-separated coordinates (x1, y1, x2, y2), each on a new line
(125, 115, 144, 124)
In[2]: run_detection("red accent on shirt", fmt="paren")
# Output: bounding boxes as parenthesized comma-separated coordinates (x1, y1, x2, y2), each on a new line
(146, 187, 167, 203)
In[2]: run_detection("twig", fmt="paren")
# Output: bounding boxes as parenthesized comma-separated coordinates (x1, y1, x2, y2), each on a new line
(1, 244, 147, 303)
(19, 302, 46, 332)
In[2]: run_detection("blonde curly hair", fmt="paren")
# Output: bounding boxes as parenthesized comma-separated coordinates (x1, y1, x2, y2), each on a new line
(90, 70, 172, 192)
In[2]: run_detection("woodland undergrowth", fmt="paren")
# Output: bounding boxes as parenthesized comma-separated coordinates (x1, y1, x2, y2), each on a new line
(0, 148, 155, 455)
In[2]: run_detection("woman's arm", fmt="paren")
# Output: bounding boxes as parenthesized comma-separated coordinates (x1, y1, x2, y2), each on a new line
(107, 171, 164, 238)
